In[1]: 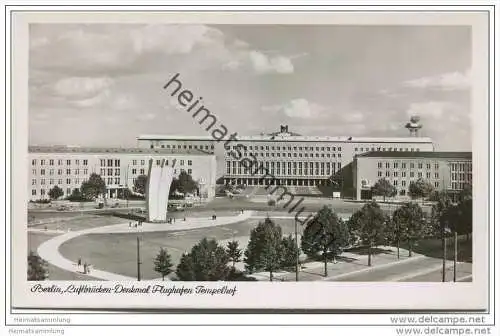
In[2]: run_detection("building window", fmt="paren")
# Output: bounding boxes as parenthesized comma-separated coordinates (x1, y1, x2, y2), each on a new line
(393, 180, 398, 186)
(188, 160, 192, 166)
(32, 169, 36, 175)
(426, 172, 431, 178)
(83, 160, 88, 166)
(49, 179, 53, 185)
(386, 171, 390, 177)
(418, 163, 423, 169)
(410, 163, 414, 169)
(75, 160, 80, 165)
(180, 160, 185, 165)
(435, 163, 439, 170)
(418, 172, 422, 178)
(402, 180, 406, 187)
(40, 169, 45, 175)
(66, 188, 71, 195)
(378, 171, 382, 177)
(115, 159, 120, 166)
(132, 168, 137, 174)
(140, 169, 145, 175)
(40, 189, 45, 196)
(402, 163, 406, 169)
(107, 168, 113, 175)
(114, 178, 120, 184)
(49, 169, 54, 175)
(394, 171, 398, 177)
(32, 159, 37, 165)
(402, 171, 406, 177)
(32, 179, 36, 185)
(435, 182, 440, 188)
(410, 172, 414, 178)
(426, 163, 431, 169)
(115, 168, 120, 176)
(49, 159, 54, 166)
(188, 169, 192, 175)
(40, 159, 45, 165)
(394, 162, 398, 169)
(385, 162, 390, 169)
(32, 189, 36, 196)
(83, 169, 88, 175)
(66, 178, 71, 184)
(58, 179, 63, 184)
(141, 160, 145, 165)
(156, 160, 161, 165)
(75, 169, 79, 175)
(66, 169, 71, 175)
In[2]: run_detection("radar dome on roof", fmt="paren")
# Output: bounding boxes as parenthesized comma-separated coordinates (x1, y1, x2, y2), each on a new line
(410, 115, 421, 123)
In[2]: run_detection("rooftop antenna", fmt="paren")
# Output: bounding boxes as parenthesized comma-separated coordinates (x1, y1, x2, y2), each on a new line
(405, 115, 423, 137)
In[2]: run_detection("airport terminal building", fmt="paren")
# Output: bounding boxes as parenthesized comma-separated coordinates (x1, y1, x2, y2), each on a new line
(28, 146, 217, 201)
(353, 151, 472, 201)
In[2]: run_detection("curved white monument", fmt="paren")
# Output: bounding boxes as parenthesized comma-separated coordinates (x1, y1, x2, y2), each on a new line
(146, 158, 175, 222)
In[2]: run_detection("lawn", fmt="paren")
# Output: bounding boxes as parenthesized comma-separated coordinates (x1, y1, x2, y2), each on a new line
(58, 218, 299, 280)
(28, 232, 98, 281)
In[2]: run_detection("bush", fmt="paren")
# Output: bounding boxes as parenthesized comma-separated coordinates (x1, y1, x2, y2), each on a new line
(267, 199, 276, 206)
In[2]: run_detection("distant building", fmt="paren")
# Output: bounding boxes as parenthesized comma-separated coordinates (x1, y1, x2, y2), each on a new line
(353, 151, 472, 201)
(137, 122, 435, 195)
(28, 146, 216, 201)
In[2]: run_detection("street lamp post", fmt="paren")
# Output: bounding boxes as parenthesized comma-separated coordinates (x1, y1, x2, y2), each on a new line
(295, 218, 299, 282)
(453, 231, 458, 282)
(136, 235, 142, 281)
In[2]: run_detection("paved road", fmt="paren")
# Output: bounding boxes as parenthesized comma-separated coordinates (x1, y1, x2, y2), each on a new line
(400, 262, 472, 282)
(330, 256, 471, 282)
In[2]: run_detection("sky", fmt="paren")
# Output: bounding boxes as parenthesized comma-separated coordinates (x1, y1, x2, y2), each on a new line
(29, 24, 472, 150)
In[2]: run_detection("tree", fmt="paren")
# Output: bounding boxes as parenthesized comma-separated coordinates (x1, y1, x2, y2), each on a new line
(301, 206, 349, 277)
(349, 201, 387, 266)
(67, 188, 87, 202)
(175, 238, 230, 281)
(176, 171, 198, 195)
(80, 173, 106, 201)
(392, 203, 427, 257)
(133, 174, 148, 195)
(48, 185, 64, 200)
(28, 251, 48, 281)
(280, 234, 300, 271)
(459, 183, 472, 202)
(384, 216, 403, 259)
(371, 178, 397, 202)
(408, 178, 434, 200)
(153, 248, 174, 281)
(226, 240, 242, 268)
(244, 217, 283, 281)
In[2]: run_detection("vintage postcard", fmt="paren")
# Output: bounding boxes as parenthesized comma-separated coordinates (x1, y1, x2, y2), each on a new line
(9, 10, 491, 311)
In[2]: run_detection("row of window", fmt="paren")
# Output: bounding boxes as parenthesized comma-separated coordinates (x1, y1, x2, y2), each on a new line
(129, 159, 193, 166)
(356, 147, 421, 153)
(226, 161, 342, 176)
(376, 180, 440, 188)
(450, 162, 472, 172)
(228, 145, 343, 152)
(32, 159, 89, 166)
(377, 162, 439, 170)
(377, 171, 440, 179)
(100, 159, 121, 167)
(451, 172, 472, 182)
(31, 168, 195, 187)
(151, 144, 214, 150)
(33, 168, 89, 176)
(32, 188, 72, 196)
(228, 151, 341, 159)
(451, 182, 468, 190)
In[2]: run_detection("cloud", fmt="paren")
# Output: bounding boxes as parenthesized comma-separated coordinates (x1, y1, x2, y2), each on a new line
(405, 101, 457, 119)
(342, 111, 364, 123)
(263, 99, 326, 119)
(404, 69, 471, 91)
(53, 77, 113, 99)
(30, 24, 296, 76)
(248, 51, 294, 74)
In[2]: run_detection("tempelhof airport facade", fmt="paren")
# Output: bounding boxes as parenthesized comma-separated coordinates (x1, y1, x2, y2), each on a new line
(28, 119, 472, 202)
(28, 146, 217, 201)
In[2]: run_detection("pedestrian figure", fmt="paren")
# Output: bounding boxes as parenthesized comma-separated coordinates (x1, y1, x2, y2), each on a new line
(77, 258, 82, 267)
(129, 222, 131, 228)
(83, 262, 88, 274)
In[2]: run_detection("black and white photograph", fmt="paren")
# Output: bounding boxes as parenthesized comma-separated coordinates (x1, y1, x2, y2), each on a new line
(9, 10, 491, 313)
